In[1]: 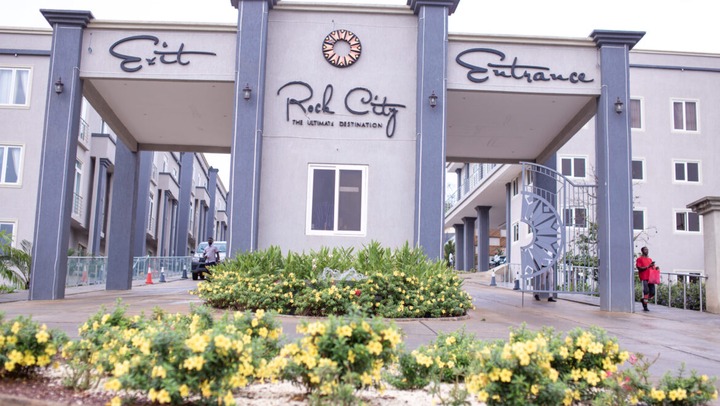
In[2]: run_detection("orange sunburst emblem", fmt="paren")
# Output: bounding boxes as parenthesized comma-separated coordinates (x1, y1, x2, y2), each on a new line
(322, 29, 362, 68)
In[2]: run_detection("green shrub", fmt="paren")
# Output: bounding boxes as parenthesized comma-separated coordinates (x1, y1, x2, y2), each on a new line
(0, 313, 66, 377)
(196, 242, 474, 318)
(62, 302, 282, 405)
(634, 275, 707, 311)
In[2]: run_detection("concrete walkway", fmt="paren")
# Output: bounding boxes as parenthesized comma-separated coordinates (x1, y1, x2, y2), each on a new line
(1, 274, 719, 383)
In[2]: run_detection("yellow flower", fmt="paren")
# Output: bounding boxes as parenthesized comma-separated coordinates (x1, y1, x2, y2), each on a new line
(215, 334, 232, 351)
(151, 365, 167, 379)
(201, 380, 212, 398)
(104, 378, 122, 391)
(499, 368, 513, 382)
(183, 355, 205, 371)
(110, 396, 122, 406)
(367, 340, 383, 355)
(179, 384, 190, 397)
(531, 384, 539, 395)
(445, 336, 456, 346)
(574, 349, 584, 361)
(35, 330, 50, 344)
(650, 388, 666, 401)
(186, 334, 210, 353)
(11, 322, 21, 334)
(251, 319, 259, 328)
(255, 309, 265, 319)
(113, 360, 130, 377)
(477, 390, 489, 402)
(336, 325, 353, 338)
(668, 388, 687, 401)
(223, 391, 236, 405)
(348, 350, 356, 363)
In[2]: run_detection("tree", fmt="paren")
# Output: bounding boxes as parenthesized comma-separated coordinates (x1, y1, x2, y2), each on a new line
(0, 231, 32, 290)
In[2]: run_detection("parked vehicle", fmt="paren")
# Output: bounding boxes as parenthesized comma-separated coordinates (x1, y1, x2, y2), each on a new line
(489, 255, 507, 268)
(191, 240, 227, 280)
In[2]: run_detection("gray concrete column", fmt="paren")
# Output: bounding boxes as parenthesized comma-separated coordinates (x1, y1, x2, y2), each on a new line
(205, 168, 218, 240)
(409, 0, 459, 260)
(453, 224, 464, 271)
(475, 206, 490, 273)
(133, 151, 153, 257)
(505, 182, 512, 265)
(106, 141, 139, 290)
(462, 216, 475, 272)
(687, 197, 720, 314)
(455, 168, 462, 201)
(159, 190, 169, 256)
(228, 0, 277, 256)
(174, 152, 193, 256)
(90, 159, 111, 255)
(29, 10, 93, 300)
(591, 30, 645, 312)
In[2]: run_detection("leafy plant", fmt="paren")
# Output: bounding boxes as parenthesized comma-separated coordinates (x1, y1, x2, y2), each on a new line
(0, 313, 67, 377)
(0, 231, 32, 290)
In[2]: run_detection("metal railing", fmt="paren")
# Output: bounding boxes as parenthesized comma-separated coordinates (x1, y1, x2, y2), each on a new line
(650, 271, 707, 312)
(445, 163, 500, 212)
(72, 193, 83, 217)
(66, 256, 192, 287)
(78, 117, 90, 146)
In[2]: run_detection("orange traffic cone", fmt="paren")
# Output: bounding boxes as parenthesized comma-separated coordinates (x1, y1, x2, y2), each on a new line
(146, 268, 154, 284)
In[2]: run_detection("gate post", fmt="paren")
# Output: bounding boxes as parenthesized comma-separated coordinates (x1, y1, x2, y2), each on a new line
(687, 197, 720, 314)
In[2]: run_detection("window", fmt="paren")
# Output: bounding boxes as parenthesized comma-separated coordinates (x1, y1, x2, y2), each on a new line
(0, 67, 30, 106)
(307, 164, 367, 235)
(0, 221, 16, 245)
(673, 161, 700, 183)
(633, 209, 645, 231)
(675, 210, 700, 233)
(631, 159, 645, 181)
(672, 100, 698, 131)
(163, 156, 168, 173)
(564, 207, 587, 228)
(511, 177, 519, 196)
(512, 222, 519, 242)
(148, 193, 155, 233)
(0, 145, 22, 185)
(151, 164, 158, 184)
(629, 98, 643, 130)
(73, 160, 83, 216)
(560, 157, 586, 178)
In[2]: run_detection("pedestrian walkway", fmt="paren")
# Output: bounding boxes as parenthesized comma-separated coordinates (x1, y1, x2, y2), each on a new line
(1, 274, 718, 383)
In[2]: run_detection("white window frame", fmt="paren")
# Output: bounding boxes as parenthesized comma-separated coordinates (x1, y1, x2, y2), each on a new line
(559, 156, 587, 179)
(629, 97, 644, 131)
(672, 160, 701, 184)
(151, 164, 158, 184)
(631, 158, 646, 182)
(512, 222, 519, 242)
(0, 66, 31, 108)
(306, 164, 368, 236)
(564, 207, 588, 228)
(671, 99, 700, 133)
(148, 193, 155, 233)
(674, 209, 701, 234)
(0, 220, 17, 247)
(632, 208, 646, 232)
(511, 177, 519, 197)
(0, 144, 24, 186)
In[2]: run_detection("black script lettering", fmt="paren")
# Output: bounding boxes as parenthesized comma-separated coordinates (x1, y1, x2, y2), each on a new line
(277, 82, 335, 121)
(345, 88, 406, 138)
(456, 47, 594, 85)
(109, 35, 217, 73)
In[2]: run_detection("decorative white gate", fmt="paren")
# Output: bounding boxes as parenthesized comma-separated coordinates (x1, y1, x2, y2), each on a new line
(520, 162, 598, 295)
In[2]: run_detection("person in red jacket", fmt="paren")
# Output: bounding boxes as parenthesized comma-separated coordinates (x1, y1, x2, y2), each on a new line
(636, 246, 659, 312)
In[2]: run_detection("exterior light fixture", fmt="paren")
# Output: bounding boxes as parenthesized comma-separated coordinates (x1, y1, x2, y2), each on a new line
(429, 91, 438, 108)
(54, 77, 64, 94)
(614, 97, 624, 114)
(243, 83, 252, 101)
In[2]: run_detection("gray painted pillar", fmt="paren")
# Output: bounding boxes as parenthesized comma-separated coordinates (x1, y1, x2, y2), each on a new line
(455, 168, 462, 201)
(687, 197, 720, 314)
(505, 182, 512, 265)
(159, 190, 169, 256)
(228, 0, 276, 256)
(475, 206, 490, 272)
(169, 200, 177, 256)
(29, 10, 93, 300)
(591, 30, 645, 312)
(90, 159, 111, 255)
(409, 0, 459, 260)
(462, 216, 475, 272)
(106, 140, 139, 290)
(174, 152, 193, 256)
(453, 224, 464, 271)
(133, 151, 153, 257)
(205, 168, 218, 240)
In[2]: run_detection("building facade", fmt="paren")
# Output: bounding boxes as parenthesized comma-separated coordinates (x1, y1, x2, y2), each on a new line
(0, 28, 228, 265)
(446, 50, 720, 279)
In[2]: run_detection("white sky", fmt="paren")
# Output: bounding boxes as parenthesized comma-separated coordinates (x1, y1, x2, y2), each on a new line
(5, 0, 718, 186)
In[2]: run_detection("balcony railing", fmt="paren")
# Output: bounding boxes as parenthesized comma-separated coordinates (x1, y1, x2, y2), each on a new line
(78, 117, 90, 147)
(445, 163, 500, 213)
(72, 193, 83, 217)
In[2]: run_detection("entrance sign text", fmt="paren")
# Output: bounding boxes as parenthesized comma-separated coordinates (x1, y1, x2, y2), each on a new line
(109, 35, 217, 73)
(456, 48, 594, 84)
(277, 81, 406, 138)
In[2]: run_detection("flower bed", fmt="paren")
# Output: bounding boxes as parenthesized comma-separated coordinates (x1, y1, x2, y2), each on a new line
(1, 305, 718, 405)
(195, 242, 474, 318)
